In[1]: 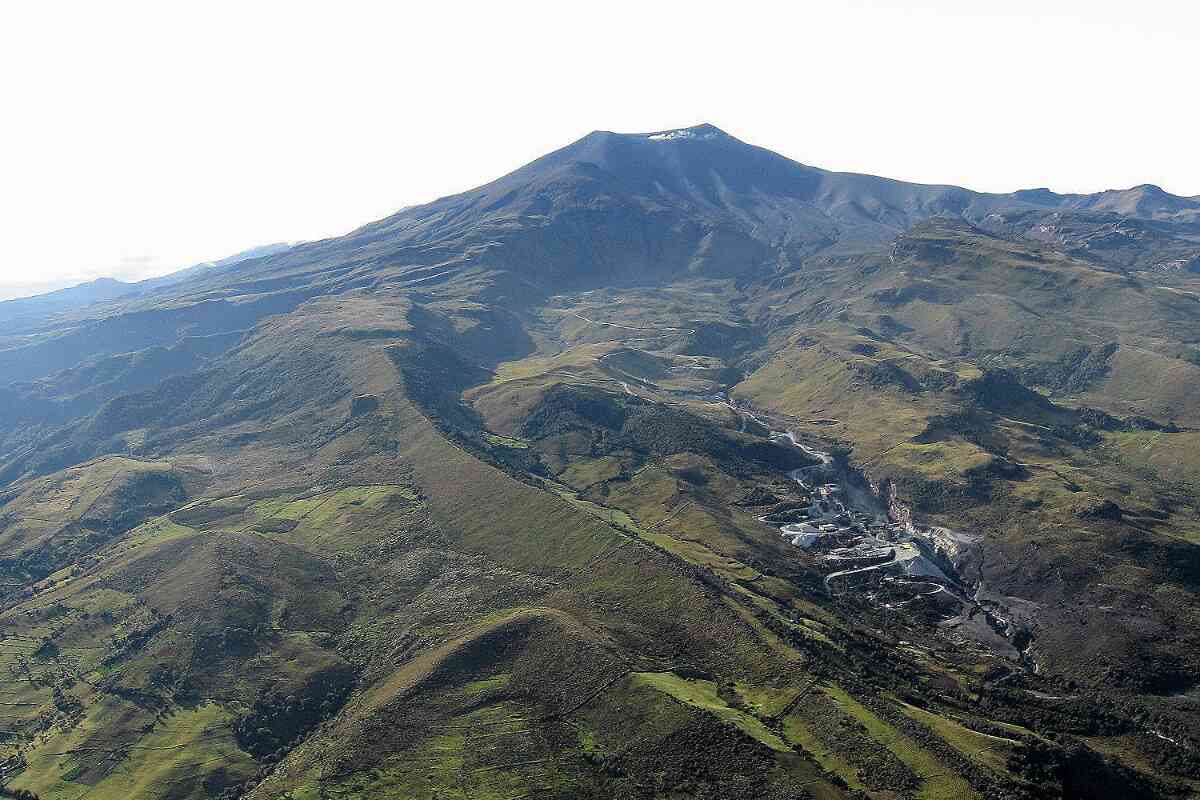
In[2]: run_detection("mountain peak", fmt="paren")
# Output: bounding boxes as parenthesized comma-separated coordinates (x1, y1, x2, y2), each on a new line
(1076, 182, 1200, 218)
(1011, 187, 1061, 205)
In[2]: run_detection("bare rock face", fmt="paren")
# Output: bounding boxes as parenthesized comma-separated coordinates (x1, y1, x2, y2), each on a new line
(350, 393, 380, 417)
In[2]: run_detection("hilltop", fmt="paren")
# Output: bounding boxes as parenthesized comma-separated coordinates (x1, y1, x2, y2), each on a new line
(1, 124, 1199, 799)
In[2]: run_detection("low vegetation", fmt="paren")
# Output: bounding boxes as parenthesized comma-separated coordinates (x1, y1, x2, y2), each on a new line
(2, 127, 1198, 798)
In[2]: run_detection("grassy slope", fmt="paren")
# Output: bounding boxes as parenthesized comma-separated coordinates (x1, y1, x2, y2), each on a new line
(230, 335, 846, 799)
(461, 286, 1200, 796)
(0, 229, 1196, 799)
(456, 299, 1065, 798)
(734, 260, 1200, 675)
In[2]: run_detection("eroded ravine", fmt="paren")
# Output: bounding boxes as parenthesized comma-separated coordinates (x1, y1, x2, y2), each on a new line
(706, 390, 1045, 670)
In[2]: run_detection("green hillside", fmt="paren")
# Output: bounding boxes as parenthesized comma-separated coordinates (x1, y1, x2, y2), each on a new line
(1, 125, 1199, 799)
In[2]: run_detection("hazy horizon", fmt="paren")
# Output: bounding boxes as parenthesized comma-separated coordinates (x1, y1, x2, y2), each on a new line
(3, 0, 1198, 300)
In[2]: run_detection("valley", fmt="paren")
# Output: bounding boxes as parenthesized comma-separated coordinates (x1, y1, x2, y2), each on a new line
(0, 124, 1199, 798)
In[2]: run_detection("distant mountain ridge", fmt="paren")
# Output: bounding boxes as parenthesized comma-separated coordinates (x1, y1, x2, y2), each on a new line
(0, 275, 136, 309)
(3, 125, 1199, 384)
(0, 242, 297, 331)
(1, 122, 1200, 799)
(9, 125, 1197, 311)
(234, 123, 1200, 289)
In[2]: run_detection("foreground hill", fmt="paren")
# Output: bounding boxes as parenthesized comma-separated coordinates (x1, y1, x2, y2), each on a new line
(1, 125, 1199, 799)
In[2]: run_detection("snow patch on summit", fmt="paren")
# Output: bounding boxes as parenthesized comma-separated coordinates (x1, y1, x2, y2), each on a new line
(647, 128, 720, 141)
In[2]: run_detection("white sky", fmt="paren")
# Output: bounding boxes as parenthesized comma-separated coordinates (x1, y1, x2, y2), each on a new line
(2, 0, 1197, 299)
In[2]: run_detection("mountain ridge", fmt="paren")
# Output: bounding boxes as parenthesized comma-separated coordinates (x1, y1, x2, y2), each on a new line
(13, 123, 1200, 313)
(1, 124, 1199, 800)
